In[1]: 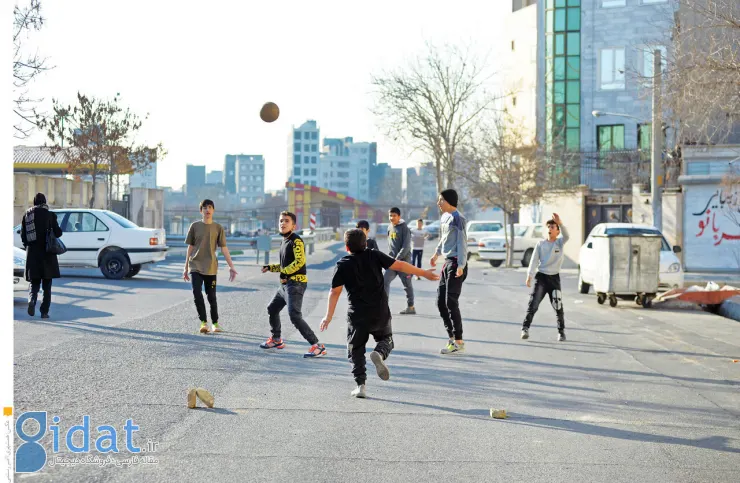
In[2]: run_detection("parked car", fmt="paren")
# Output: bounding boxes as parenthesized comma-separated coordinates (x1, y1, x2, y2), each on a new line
(13, 246, 27, 293)
(13, 209, 168, 280)
(425, 220, 440, 240)
(375, 223, 390, 239)
(478, 224, 545, 267)
(578, 223, 684, 293)
(466, 221, 504, 257)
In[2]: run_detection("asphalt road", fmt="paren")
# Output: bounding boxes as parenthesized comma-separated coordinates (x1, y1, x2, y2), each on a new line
(13, 241, 740, 482)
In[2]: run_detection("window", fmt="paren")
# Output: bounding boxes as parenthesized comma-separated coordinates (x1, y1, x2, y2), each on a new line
(637, 123, 652, 151)
(294, 142, 301, 152)
(311, 144, 318, 152)
(304, 144, 310, 151)
(600, 48, 625, 90)
(311, 131, 318, 140)
(294, 154, 301, 164)
(532, 226, 544, 238)
(240, 197, 247, 204)
(642, 45, 667, 81)
(240, 176, 246, 182)
(641, 0, 667, 4)
(303, 169, 309, 176)
(468, 223, 502, 233)
(105, 211, 138, 229)
(602, 0, 625, 6)
(294, 132, 301, 140)
(360, 179, 367, 185)
(311, 156, 317, 163)
(304, 132, 310, 140)
(311, 169, 317, 176)
(240, 187, 246, 192)
(295, 178, 301, 183)
(597, 124, 625, 151)
(304, 156, 310, 163)
(294, 167, 301, 176)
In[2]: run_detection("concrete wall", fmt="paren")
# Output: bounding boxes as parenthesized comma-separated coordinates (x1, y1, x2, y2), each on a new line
(130, 188, 165, 229)
(14, 173, 107, 225)
(521, 186, 588, 268)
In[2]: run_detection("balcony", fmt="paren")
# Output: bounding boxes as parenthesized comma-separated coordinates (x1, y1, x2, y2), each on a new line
(545, 149, 656, 191)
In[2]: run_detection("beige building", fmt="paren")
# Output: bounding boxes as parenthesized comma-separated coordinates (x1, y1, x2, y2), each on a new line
(502, 0, 538, 142)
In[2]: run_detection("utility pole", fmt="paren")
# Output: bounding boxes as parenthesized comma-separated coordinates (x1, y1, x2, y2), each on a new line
(651, 49, 662, 230)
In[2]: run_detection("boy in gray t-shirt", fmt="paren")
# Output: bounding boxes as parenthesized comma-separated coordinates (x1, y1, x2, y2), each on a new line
(522, 213, 569, 342)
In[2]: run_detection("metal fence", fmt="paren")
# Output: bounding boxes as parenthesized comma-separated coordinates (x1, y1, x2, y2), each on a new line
(545, 150, 652, 190)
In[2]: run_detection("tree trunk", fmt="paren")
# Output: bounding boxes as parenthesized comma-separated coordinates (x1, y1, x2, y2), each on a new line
(503, 211, 511, 268)
(508, 215, 516, 269)
(89, 169, 97, 209)
(435, 157, 443, 193)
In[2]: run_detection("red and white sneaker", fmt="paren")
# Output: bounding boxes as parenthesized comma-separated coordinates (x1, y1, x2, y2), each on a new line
(260, 337, 286, 349)
(304, 343, 327, 358)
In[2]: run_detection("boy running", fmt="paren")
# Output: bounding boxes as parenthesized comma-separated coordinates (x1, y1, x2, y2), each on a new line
(183, 199, 238, 334)
(260, 211, 326, 358)
(320, 229, 439, 398)
(356, 220, 378, 250)
(384, 207, 415, 314)
(522, 213, 570, 342)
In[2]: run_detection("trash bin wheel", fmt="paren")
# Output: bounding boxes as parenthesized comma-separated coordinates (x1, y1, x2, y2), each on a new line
(597, 293, 606, 305)
(609, 295, 618, 307)
(635, 294, 644, 306)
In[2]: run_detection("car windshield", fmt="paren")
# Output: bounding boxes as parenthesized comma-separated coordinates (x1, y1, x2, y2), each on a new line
(604, 227, 671, 251)
(105, 211, 139, 229)
(515, 226, 528, 237)
(469, 223, 502, 232)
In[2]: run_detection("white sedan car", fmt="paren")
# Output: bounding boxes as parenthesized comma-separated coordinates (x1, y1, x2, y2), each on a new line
(14, 246, 27, 293)
(466, 221, 504, 257)
(478, 224, 545, 267)
(14, 209, 168, 280)
(578, 223, 684, 293)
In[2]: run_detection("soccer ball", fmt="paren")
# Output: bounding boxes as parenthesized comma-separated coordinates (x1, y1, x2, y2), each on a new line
(260, 102, 280, 123)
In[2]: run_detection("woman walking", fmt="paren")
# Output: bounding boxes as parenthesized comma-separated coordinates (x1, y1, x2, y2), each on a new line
(20, 193, 63, 318)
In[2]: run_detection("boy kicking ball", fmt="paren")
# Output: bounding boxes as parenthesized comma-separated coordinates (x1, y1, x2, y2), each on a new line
(320, 229, 439, 398)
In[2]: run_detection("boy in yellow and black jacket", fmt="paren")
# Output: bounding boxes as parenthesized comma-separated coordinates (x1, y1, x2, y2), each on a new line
(260, 211, 326, 358)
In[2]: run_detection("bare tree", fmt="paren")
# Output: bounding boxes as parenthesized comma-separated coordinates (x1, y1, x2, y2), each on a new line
(371, 43, 499, 191)
(39, 92, 165, 208)
(13, 0, 51, 138)
(456, 112, 549, 267)
(664, 0, 740, 145)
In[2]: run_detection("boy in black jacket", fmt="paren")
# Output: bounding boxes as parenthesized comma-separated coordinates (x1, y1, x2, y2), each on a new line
(320, 229, 439, 398)
(260, 211, 326, 358)
(356, 220, 378, 250)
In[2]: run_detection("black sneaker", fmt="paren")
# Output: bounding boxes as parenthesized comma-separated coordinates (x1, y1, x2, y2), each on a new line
(27, 303, 35, 317)
(521, 328, 529, 340)
(41, 313, 49, 319)
(558, 332, 566, 342)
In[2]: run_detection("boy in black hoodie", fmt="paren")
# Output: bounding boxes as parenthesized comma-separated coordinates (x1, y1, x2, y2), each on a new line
(383, 207, 416, 314)
(260, 211, 326, 358)
(321, 229, 439, 398)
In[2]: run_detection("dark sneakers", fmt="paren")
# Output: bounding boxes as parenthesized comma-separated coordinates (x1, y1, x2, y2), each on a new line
(558, 331, 566, 342)
(521, 328, 529, 340)
(27, 302, 35, 317)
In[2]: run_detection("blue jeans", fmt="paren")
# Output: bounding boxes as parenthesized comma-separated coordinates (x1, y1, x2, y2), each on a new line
(411, 249, 424, 268)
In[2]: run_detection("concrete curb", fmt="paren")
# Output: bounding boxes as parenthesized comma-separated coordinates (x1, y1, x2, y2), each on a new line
(719, 296, 740, 322)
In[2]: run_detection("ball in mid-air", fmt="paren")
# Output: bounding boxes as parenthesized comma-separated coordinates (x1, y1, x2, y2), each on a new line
(260, 102, 280, 123)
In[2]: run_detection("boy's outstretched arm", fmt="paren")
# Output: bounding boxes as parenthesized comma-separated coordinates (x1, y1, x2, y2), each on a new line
(320, 286, 343, 331)
(389, 260, 440, 281)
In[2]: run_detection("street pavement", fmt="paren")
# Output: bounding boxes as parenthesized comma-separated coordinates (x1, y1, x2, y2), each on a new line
(13, 240, 740, 482)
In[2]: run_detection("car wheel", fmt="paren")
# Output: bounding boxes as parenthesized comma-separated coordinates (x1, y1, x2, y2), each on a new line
(522, 248, 533, 267)
(578, 269, 591, 294)
(489, 260, 503, 268)
(100, 251, 130, 280)
(125, 264, 142, 278)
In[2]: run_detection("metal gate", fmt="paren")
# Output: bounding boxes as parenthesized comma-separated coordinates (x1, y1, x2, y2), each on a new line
(585, 204, 632, 238)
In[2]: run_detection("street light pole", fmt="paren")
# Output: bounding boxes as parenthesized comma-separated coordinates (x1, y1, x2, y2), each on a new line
(651, 49, 662, 230)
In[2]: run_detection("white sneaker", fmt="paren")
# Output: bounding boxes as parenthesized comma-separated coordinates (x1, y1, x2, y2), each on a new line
(370, 351, 390, 381)
(351, 384, 367, 398)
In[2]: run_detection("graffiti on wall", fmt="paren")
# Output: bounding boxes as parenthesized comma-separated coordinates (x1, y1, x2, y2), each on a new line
(692, 188, 740, 246)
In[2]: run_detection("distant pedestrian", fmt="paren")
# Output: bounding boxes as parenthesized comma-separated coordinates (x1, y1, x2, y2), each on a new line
(21, 193, 63, 318)
(356, 220, 378, 250)
(384, 207, 415, 314)
(521, 213, 570, 341)
(320, 228, 439, 398)
(183, 199, 238, 334)
(411, 218, 428, 280)
(430, 189, 469, 355)
(260, 211, 326, 358)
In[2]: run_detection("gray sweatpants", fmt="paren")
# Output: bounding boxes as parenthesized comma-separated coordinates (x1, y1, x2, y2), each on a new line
(383, 268, 414, 307)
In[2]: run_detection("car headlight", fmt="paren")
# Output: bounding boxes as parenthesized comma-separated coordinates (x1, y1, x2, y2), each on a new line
(667, 263, 680, 273)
